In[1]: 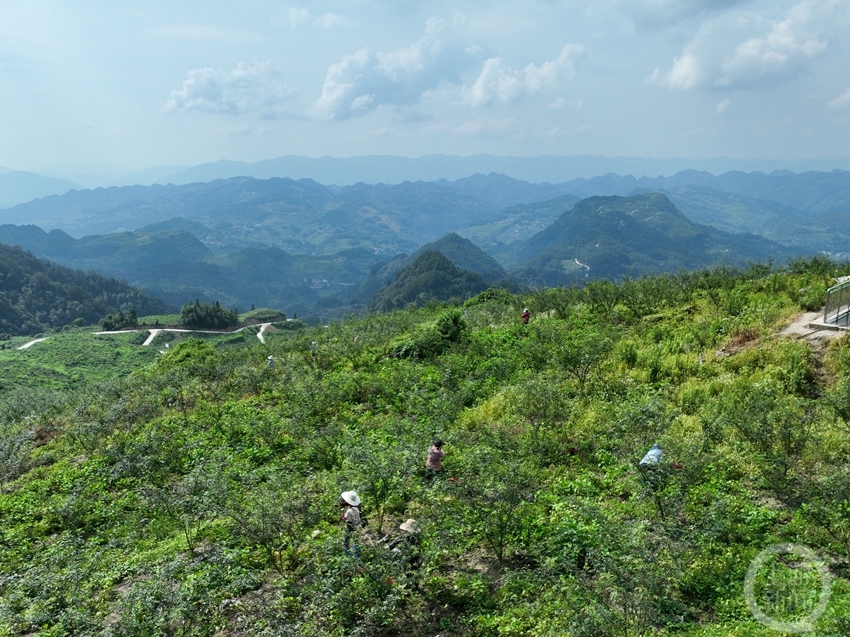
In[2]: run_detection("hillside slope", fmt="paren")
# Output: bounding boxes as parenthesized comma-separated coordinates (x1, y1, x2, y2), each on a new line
(0, 243, 169, 335)
(511, 193, 797, 285)
(1, 261, 849, 635)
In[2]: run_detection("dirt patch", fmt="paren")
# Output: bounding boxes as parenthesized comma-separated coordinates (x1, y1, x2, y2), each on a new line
(720, 326, 762, 356)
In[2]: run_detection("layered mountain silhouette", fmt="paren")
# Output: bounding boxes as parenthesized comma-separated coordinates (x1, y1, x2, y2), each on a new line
(3, 169, 848, 258)
(357, 233, 512, 304)
(0, 184, 808, 317)
(509, 193, 796, 285)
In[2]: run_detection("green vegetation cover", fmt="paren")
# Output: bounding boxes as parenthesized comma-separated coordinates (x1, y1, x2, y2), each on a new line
(180, 300, 240, 329)
(412, 233, 507, 283)
(1, 258, 849, 634)
(512, 193, 795, 285)
(369, 250, 489, 312)
(0, 243, 168, 335)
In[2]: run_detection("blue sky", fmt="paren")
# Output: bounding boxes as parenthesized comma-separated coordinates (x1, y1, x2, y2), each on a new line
(1, 0, 849, 178)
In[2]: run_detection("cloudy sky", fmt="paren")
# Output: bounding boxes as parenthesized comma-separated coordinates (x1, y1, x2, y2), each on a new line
(1, 0, 849, 178)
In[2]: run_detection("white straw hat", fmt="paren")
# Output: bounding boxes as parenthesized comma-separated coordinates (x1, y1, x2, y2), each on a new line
(399, 518, 420, 533)
(341, 490, 361, 506)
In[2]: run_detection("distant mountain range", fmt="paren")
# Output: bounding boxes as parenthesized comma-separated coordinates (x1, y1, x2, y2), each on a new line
(0, 188, 799, 317)
(3, 169, 848, 256)
(510, 193, 794, 286)
(0, 171, 81, 210)
(2, 167, 843, 318)
(4, 155, 850, 210)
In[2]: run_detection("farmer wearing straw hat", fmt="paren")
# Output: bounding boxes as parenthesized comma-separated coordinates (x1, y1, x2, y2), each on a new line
(339, 490, 362, 555)
(388, 518, 420, 549)
(389, 518, 422, 572)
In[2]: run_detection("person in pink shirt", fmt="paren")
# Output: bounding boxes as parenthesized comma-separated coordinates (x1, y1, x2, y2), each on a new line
(425, 439, 445, 482)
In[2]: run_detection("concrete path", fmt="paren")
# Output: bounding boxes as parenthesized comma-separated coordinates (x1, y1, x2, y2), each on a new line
(778, 310, 848, 344)
(142, 329, 161, 346)
(96, 323, 273, 346)
(18, 337, 48, 350)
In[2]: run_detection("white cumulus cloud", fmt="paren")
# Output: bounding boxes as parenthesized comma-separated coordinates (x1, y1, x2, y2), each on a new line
(828, 88, 850, 108)
(285, 8, 312, 29)
(312, 16, 473, 121)
(648, 0, 834, 91)
(463, 44, 585, 107)
(165, 61, 295, 117)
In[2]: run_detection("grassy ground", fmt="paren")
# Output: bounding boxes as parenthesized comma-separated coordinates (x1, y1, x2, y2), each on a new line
(0, 330, 159, 393)
(137, 313, 182, 326)
(0, 328, 269, 394)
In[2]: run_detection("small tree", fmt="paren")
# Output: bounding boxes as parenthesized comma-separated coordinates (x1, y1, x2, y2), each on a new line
(345, 439, 418, 534)
(555, 329, 614, 396)
(99, 309, 138, 331)
(144, 465, 215, 551)
(221, 480, 321, 573)
(455, 460, 538, 562)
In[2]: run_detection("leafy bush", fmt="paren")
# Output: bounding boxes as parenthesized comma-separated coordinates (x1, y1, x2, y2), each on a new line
(99, 309, 139, 331)
(389, 307, 467, 359)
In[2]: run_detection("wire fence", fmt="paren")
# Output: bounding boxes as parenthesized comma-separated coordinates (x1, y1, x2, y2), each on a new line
(824, 280, 850, 325)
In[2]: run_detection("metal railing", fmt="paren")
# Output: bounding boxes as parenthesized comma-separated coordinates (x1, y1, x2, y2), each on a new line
(824, 279, 850, 325)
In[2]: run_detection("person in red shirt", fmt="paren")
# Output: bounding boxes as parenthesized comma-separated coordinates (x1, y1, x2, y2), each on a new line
(521, 308, 530, 324)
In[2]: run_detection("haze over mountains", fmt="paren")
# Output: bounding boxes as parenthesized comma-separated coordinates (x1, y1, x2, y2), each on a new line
(4, 154, 850, 209)
(2, 162, 848, 318)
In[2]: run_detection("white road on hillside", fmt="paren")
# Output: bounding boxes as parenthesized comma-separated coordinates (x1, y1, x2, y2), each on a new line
(94, 323, 273, 346)
(17, 337, 48, 350)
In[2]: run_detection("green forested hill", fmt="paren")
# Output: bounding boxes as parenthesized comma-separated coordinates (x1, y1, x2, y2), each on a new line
(1, 259, 849, 635)
(368, 250, 489, 312)
(0, 225, 385, 317)
(412, 233, 507, 283)
(511, 193, 796, 285)
(663, 185, 850, 255)
(360, 233, 510, 301)
(0, 244, 169, 335)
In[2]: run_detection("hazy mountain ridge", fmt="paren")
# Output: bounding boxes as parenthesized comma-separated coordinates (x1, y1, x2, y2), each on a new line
(556, 169, 850, 213)
(4, 170, 847, 261)
(0, 188, 806, 317)
(509, 193, 796, 286)
(440, 172, 568, 210)
(457, 194, 581, 267)
(150, 155, 850, 187)
(0, 177, 497, 256)
(0, 171, 81, 210)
